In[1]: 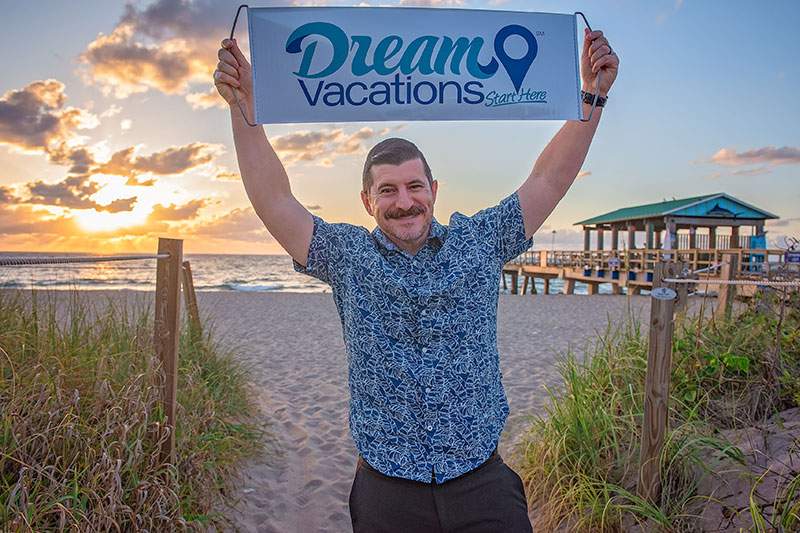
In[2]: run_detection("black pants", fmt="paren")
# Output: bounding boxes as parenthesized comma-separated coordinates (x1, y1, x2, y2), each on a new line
(349, 450, 533, 532)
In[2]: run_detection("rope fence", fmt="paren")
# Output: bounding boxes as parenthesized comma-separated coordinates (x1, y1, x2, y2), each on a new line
(0, 238, 201, 464)
(662, 278, 800, 287)
(0, 253, 169, 267)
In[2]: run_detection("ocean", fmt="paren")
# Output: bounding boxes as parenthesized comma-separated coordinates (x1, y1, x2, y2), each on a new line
(0, 252, 609, 295)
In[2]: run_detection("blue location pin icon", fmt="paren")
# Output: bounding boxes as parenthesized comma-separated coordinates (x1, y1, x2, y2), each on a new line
(494, 25, 538, 93)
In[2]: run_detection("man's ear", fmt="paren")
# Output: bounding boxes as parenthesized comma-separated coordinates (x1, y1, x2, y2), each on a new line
(360, 190, 374, 216)
(431, 179, 438, 204)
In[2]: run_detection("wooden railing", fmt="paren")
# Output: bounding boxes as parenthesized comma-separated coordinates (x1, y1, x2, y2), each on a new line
(512, 248, 787, 276)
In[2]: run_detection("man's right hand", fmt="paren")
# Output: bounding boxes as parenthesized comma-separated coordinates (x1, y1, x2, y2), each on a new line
(214, 38, 253, 111)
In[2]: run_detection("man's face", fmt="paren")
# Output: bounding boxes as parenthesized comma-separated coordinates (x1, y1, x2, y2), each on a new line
(360, 158, 438, 253)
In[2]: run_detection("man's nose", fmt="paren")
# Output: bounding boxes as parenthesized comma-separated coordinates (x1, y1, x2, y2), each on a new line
(395, 188, 414, 210)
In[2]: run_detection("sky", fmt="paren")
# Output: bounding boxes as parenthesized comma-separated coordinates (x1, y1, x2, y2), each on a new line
(0, 0, 798, 255)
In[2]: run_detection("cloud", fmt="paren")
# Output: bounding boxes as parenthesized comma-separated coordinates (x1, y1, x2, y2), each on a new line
(0, 186, 17, 205)
(577, 170, 591, 179)
(99, 197, 138, 213)
(191, 206, 270, 242)
(214, 170, 239, 181)
(78, 0, 239, 105)
(656, 0, 685, 25)
(710, 146, 800, 167)
(118, 0, 232, 42)
(0, 80, 99, 160)
(768, 216, 800, 228)
(730, 166, 771, 176)
(94, 142, 223, 181)
(120, 119, 132, 131)
(47, 144, 97, 174)
(0, 204, 81, 236)
(305, 204, 321, 212)
(26, 174, 137, 213)
(705, 146, 800, 178)
(272, 127, 386, 165)
(79, 23, 204, 98)
(100, 104, 122, 118)
(186, 86, 226, 110)
(148, 199, 207, 221)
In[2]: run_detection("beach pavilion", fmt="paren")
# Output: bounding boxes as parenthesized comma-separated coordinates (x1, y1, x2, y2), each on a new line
(574, 192, 778, 252)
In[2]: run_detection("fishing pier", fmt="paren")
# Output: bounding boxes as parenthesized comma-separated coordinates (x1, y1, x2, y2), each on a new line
(503, 193, 797, 296)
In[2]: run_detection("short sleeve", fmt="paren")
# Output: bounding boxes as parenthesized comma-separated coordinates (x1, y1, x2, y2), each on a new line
(469, 191, 533, 264)
(292, 214, 352, 286)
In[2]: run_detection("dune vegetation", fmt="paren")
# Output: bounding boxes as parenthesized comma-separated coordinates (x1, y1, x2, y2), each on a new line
(0, 291, 262, 531)
(518, 288, 800, 532)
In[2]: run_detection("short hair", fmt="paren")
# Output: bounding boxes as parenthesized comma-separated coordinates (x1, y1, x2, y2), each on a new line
(362, 137, 433, 193)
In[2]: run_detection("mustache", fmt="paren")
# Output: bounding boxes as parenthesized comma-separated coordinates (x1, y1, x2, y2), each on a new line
(386, 205, 425, 219)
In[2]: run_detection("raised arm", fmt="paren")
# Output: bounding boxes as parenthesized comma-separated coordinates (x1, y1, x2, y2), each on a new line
(215, 38, 314, 266)
(517, 29, 619, 238)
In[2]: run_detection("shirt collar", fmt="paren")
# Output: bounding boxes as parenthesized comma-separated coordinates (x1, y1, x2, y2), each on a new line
(372, 217, 447, 254)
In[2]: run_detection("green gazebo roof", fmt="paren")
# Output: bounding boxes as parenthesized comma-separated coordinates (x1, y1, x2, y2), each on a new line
(575, 193, 778, 226)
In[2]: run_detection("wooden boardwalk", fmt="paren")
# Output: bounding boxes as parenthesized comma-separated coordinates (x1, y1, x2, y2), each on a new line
(503, 247, 793, 296)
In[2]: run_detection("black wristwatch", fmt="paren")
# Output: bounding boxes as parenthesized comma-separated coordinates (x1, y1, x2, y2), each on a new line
(581, 90, 607, 108)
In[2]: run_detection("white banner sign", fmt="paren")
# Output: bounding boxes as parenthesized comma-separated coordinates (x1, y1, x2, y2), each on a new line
(245, 7, 582, 124)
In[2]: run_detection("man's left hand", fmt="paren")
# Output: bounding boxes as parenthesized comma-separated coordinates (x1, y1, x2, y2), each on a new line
(581, 28, 619, 97)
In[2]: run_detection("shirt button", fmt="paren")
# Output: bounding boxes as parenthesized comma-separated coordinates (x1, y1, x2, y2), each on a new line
(427, 425, 433, 431)
(422, 347, 428, 354)
(425, 387, 431, 393)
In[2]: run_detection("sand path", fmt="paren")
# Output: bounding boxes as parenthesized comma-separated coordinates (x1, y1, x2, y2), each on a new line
(195, 292, 715, 532)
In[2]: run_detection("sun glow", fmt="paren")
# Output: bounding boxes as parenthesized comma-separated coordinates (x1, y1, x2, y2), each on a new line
(75, 208, 148, 232)
(72, 174, 188, 233)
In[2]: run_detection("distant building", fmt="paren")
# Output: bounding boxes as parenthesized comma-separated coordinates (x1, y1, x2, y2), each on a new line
(574, 193, 778, 251)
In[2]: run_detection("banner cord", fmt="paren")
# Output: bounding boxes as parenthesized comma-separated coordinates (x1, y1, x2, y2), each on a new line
(230, 4, 258, 127)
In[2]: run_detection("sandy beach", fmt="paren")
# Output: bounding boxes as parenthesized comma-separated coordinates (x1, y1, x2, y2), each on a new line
(177, 291, 711, 533)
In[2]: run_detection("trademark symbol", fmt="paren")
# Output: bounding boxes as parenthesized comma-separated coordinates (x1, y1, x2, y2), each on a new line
(535, 31, 545, 37)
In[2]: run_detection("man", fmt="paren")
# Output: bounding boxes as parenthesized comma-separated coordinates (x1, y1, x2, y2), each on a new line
(215, 26, 618, 533)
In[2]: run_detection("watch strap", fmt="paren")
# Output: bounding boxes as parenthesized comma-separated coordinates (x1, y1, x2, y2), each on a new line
(581, 90, 607, 108)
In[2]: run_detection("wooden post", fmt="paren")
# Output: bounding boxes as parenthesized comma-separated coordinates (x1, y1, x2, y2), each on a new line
(584, 227, 591, 252)
(544, 278, 550, 295)
(563, 278, 576, 295)
(708, 227, 717, 250)
(666, 220, 677, 252)
(729, 226, 740, 249)
(638, 261, 681, 504)
(154, 238, 183, 463)
(510, 269, 519, 295)
(716, 253, 738, 320)
(597, 229, 604, 251)
(675, 281, 689, 315)
(688, 227, 697, 250)
(181, 261, 202, 336)
(627, 223, 636, 250)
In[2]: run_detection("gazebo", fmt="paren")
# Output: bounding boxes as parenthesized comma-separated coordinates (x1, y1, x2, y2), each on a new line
(574, 193, 778, 252)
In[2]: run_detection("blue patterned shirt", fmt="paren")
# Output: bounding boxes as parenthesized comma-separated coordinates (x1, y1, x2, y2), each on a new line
(293, 191, 532, 483)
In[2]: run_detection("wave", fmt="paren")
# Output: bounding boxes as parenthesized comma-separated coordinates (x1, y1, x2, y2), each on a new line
(0, 278, 152, 288)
